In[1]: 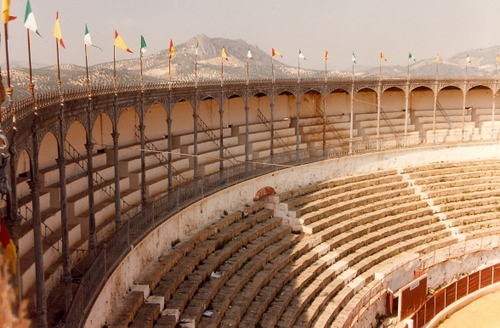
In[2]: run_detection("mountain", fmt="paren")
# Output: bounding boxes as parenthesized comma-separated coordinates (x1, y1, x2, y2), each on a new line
(4, 35, 500, 101)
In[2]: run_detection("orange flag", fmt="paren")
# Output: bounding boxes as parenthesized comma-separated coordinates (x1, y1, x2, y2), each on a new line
(169, 39, 175, 59)
(380, 52, 387, 61)
(272, 48, 283, 58)
(54, 11, 65, 48)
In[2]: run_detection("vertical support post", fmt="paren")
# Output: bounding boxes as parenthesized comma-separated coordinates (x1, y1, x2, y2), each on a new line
(219, 91, 224, 180)
(349, 82, 354, 154)
(377, 82, 381, 150)
(462, 80, 467, 141)
(244, 87, 250, 176)
(57, 102, 72, 312)
(112, 96, 122, 228)
(322, 90, 327, 157)
(139, 91, 147, 206)
(30, 114, 47, 328)
(85, 98, 96, 261)
(192, 90, 198, 193)
(404, 81, 409, 147)
(433, 82, 438, 143)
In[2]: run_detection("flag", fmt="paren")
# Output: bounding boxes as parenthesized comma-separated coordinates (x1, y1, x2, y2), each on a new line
(298, 49, 306, 60)
(140, 35, 147, 57)
(1, 217, 16, 274)
(272, 48, 283, 58)
(409, 52, 416, 61)
(221, 45, 228, 61)
(247, 47, 253, 59)
(2, 0, 15, 24)
(325, 51, 329, 61)
(114, 30, 132, 53)
(496, 54, 500, 63)
(436, 53, 440, 64)
(24, 0, 40, 36)
(54, 12, 65, 49)
(169, 39, 175, 59)
(84, 24, 102, 50)
(466, 53, 471, 64)
(380, 52, 387, 61)
(195, 41, 198, 57)
(352, 52, 356, 64)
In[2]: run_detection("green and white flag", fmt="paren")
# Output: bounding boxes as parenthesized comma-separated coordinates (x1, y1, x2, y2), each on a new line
(352, 52, 356, 64)
(195, 41, 199, 57)
(24, 0, 41, 36)
(84, 24, 102, 50)
(466, 53, 471, 64)
(140, 35, 147, 57)
(298, 49, 306, 60)
(247, 47, 252, 59)
(409, 52, 416, 61)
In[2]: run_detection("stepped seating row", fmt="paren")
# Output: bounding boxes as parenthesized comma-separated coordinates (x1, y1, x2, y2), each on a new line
(17, 121, 298, 301)
(102, 160, 500, 328)
(106, 201, 272, 327)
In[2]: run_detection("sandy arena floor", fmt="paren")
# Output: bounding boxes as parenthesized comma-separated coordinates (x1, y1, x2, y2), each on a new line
(437, 289, 500, 328)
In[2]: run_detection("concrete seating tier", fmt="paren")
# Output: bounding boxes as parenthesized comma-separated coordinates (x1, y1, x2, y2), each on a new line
(105, 203, 276, 327)
(253, 193, 445, 328)
(471, 108, 500, 126)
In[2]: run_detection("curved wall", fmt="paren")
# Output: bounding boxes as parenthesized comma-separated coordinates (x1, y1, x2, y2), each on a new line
(87, 142, 500, 327)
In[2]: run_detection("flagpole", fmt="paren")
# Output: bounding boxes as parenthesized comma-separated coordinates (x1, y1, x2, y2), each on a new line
(221, 54, 224, 87)
(407, 57, 410, 78)
(4, 21, 12, 101)
(436, 54, 439, 80)
(27, 29, 34, 98)
(298, 56, 300, 83)
(324, 54, 327, 83)
(168, 57, 171, 83)
(379, 55, 382, 79)
(113, 45, 117, 91)
(56, 38, 61, 92)
(246, 55, 249, 85)
(272, 56, 275, 83)
(140, 53, 143, 83)
(85, 44, 90, 91)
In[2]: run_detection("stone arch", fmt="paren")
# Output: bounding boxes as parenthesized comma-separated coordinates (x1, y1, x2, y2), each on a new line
(299, 90, 323, 119)
(171, 99, 194, 136)
(92, 113, 113, 151)
(381, 87, 406, 113)
(38, 131, 58, 171)
(410, 86, 435, 112)
(145, 102, 168, 140)
(15, 148, 31, 202)
(326, 88, 351, 117)
(223, 95, 246, 127)
(65, 120, 87, 160)
(437, 86, 463, 110)
(354, 87, 378, 115)
(117, 106, 140, 147)
(198, 97, 220, 130)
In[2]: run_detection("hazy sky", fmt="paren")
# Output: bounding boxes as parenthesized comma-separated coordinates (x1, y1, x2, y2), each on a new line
(4, 0, 500, 71)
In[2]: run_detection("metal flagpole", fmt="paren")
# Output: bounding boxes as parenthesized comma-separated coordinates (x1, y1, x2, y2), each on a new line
(27, 29, 34, 98)
(113, 45, 117, 92)
(3, 21, 12, 101)
(298, 55, 300, 83)
(56, 38, 61, 93)
(85, 44, 90, 91)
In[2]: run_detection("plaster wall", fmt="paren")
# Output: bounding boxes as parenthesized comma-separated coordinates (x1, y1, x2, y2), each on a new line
(86, 142, 500, 327)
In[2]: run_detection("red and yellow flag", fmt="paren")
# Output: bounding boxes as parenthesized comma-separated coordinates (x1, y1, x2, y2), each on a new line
(2, 0, 15, 24)
(221, 45, 228, 61)
(1, 217, 16, 274)
(272, 48, 283, 58)
(114, 30, 132, 53)
(54, 12, 65, 48)
(380, 52, 387, 61)
(169, 39, 175, 59)
(325, 51, 330, 61)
